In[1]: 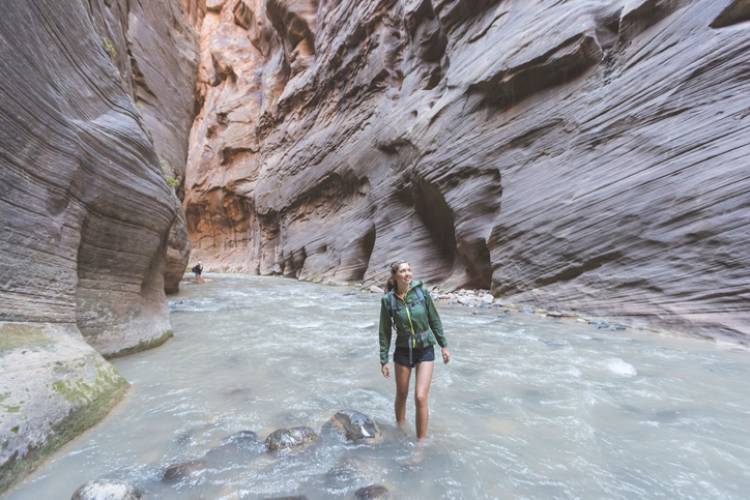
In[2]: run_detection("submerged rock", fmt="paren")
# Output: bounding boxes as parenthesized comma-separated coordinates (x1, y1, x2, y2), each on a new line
(322, 410, 382, 444)
(162, 458, 207, 483)
(265, 426, 319, 451)
(354, 484, 391, 500)
(205, 430, 266, 461)
(262, 496, 309, 500)
(71, 480, 142, 500)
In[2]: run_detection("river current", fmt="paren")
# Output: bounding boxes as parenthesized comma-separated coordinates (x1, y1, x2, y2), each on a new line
(7, 275, 750, 499)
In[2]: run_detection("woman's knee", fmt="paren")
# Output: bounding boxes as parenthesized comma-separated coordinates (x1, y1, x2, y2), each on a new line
(395, 390, 408, 403)
(414, 391, 428, 406)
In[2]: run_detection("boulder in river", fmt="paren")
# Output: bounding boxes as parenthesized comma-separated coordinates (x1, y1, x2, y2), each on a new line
(322, 410, 382, 444)
(71, 479, 142, 500)
(265, 426, 319, 451)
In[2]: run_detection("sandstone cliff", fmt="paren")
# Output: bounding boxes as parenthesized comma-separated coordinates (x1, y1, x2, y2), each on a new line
(0, 0, 195, 491)
(184, 0, 750, 341)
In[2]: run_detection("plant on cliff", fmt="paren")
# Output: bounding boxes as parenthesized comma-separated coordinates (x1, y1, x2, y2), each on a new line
(101, 36, 117, 60)
(164, 175, 179, 188)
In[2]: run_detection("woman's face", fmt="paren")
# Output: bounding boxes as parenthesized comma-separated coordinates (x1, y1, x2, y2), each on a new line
(395, 262, 413, 286)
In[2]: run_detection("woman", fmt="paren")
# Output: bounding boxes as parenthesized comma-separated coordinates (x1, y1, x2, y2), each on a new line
(378, 261, 451, 442)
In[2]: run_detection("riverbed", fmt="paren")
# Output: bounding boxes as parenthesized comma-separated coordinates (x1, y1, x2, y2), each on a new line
(6, 275, 750, 499)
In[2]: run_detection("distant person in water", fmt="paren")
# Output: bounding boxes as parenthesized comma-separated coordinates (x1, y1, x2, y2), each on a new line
(378, 261, 450, 443)
(191, 261, 204, 283)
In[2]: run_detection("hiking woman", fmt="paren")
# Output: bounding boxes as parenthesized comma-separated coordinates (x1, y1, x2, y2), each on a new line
(378, 261, 450, 442)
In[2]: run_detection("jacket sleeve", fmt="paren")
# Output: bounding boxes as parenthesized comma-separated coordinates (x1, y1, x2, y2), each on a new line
(378, 296, 392, 365)
(425, 291, 447, 347)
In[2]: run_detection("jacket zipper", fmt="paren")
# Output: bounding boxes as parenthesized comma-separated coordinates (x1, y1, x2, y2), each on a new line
(399, 292, 416, 348)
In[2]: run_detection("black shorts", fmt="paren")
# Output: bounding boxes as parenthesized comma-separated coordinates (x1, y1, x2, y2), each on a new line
(393, 345, 435, 368)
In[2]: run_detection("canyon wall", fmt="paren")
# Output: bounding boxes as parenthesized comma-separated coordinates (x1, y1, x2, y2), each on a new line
(184, 0, 750, 342)
(0, 0, 195, 492)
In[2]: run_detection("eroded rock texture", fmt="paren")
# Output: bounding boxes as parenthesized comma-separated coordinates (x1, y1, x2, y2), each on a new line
(87, 0, 195, 292)
(184, 0, 750, 341)
(0, 0, 194, 492)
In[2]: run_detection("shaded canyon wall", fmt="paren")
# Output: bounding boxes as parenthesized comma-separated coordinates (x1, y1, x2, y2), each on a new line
(184, 0, 750, 341)
(0, 0, 196, 492)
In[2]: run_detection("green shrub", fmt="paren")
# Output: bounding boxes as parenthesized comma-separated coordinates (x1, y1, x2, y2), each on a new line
(101, 37, 117, 60)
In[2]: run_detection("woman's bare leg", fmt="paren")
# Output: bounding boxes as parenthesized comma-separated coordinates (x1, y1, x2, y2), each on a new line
(414, 361, 434, 441)
(394, 362, 411, 428)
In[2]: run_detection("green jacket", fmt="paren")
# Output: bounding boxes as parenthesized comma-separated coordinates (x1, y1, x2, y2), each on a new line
(378, 279, 448, 365)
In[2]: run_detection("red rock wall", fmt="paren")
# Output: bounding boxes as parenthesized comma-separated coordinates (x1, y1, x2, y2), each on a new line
(183, 0, 750, 341)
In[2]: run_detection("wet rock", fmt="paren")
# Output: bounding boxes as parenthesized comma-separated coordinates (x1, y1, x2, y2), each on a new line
(162, 459, 207, 483)
(457, 296, 472, 306)
(354, 485, 391, 500)
(71, 480, 142, 500)
(265, 426, 319, 451)
(369, 285, 384, 294)
(322, 410, 382, 444)
(590, 319, 610, 329)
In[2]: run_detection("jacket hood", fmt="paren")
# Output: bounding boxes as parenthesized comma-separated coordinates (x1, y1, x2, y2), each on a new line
(382, 279, 424, 297)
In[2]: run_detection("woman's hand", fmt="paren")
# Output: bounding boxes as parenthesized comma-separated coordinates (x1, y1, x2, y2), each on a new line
(441, 347, 451, 364)
(381, 363, 391, 379)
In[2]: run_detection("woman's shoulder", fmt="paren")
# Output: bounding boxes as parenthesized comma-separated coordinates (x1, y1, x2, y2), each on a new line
(410, 279, 427, 292)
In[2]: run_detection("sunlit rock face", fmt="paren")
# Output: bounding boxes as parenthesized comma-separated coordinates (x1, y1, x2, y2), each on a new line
(183, 0, 749, 341)
(0, 0, 195, 492)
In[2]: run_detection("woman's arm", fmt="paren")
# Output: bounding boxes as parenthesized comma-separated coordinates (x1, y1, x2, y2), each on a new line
(425, 291, 447, 348)
(378, 296, 392, 366)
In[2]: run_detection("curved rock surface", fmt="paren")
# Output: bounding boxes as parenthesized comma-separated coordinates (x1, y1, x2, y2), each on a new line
(184, 0, 750, 341)
(0, 0, 195, 492)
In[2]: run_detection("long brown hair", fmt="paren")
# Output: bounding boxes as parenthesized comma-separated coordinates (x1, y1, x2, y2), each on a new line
(385, 261, 408, 292)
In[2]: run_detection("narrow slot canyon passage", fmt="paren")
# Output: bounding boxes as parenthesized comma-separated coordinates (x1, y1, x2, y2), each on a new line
(2, 0, 750, 498)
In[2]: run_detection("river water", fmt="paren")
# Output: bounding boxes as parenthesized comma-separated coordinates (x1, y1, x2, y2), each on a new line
(6, 275, 750, 499)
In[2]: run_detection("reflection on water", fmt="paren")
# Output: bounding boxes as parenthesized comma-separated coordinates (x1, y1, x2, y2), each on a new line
(7, 275, 750, 499)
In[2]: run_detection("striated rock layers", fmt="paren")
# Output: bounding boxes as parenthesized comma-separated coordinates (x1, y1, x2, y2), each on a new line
(86, 0, 197, 288)
(184, 0, 750, 342)
(0, 0, 195, 492)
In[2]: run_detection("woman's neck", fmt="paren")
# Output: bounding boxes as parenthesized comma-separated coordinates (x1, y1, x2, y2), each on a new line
(396, 281, 409, 296)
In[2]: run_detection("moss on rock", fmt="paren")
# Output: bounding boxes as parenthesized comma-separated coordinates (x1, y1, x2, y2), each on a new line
(0, 365, 128, 493)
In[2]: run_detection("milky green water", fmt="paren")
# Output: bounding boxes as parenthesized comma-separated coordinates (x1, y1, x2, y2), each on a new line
(6, 275, 750, 499)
